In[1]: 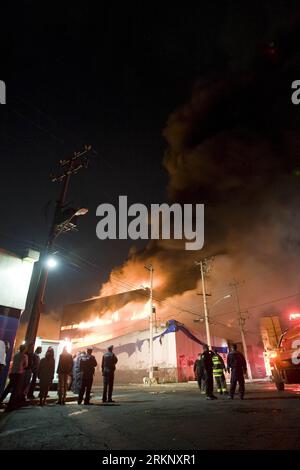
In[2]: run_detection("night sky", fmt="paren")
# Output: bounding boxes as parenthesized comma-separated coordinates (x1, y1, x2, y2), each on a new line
(1, 2, 300, 329)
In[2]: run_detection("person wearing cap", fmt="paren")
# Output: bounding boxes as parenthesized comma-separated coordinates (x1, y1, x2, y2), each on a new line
(227, 344, 247, 399)
(27, 346, 42, 399)
(193, 352, 205, 394)
(201, 344, 217, 400)
(78, 348, 97, 405)
(101, 345, 118, 403)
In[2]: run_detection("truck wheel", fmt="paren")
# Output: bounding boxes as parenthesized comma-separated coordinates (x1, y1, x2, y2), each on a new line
(275, 381, 284, 391)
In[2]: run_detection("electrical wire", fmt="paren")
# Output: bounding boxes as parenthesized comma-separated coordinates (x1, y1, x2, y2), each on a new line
(1, 230, 299, 326)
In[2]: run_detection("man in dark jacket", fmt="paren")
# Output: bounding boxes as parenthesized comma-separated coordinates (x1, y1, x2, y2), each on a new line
(102, 345, 118, 403)
(27, 346, 42, 399)
(78, 348, 97, 405)
(227, 344, 247, 399)
(1, 344, 28, 411)
(201, 344, 217, 400)
(193, 353, 205, 393)
(21, 343, 35, 403)
(57, 347, 73, 405)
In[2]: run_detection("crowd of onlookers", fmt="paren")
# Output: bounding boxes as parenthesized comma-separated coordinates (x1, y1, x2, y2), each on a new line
(0, 338, 247, 410)
(0, 340, 118, 411)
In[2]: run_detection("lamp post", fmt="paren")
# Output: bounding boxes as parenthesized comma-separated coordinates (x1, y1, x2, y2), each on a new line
(144, 264, 154, 381)
(24, 145, 93, 347)
(38, 255, 59, 306)
(229, 280, 252, 380)
(195, 259, 213, 349)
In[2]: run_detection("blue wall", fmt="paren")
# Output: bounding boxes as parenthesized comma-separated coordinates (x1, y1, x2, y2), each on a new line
(0, 309, 21, 395)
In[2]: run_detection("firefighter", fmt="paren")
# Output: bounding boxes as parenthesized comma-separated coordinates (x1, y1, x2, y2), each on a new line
(212, 350, 227, 394)
(227, 344, 247, 399)
(193, 352, 205, 394)
(201, 344, 217, 400)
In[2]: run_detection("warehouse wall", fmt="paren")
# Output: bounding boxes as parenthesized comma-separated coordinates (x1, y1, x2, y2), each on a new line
(0, 249, 38, 310)
(72, 325, 229, 384)
(74, 327, 178, 385)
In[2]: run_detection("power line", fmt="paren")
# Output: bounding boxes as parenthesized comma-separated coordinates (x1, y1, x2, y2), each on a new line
(1, 230, 299, 321)
(211, 292, 300, 320)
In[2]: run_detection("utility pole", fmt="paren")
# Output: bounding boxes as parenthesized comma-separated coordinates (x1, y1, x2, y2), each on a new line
(195, 258, 212, 349)
(229, 279, 252, 380)
(145, 264, 154, 381)
(25, 145, 93, 346)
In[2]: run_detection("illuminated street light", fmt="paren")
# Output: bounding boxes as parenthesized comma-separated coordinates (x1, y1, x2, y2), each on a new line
(210, 294, 232, 310)
(46, 256, 58, 269)
(74, 207, 89, 216)
(24, 145, 93, 347)
(193, 292, 232, 335)
(54, 207, 89, 236)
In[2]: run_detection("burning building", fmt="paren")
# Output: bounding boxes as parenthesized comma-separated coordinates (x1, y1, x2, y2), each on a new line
(61, 289, 233, 384)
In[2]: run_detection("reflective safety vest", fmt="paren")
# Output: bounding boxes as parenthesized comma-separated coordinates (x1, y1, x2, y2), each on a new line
(212, 354, 224, 377)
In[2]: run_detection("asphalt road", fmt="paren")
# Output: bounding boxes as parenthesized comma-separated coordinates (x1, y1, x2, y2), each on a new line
(0, 381, 300, 450)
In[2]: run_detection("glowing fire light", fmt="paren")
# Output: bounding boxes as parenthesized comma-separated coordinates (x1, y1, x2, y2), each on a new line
(63, 302, 150, 332)
(62, 337, 72, 353)
(61, 300, 152, 350)
(72, 333, 114, 349)
(78, 317, 113, 329)
(289, 312, 300, 321)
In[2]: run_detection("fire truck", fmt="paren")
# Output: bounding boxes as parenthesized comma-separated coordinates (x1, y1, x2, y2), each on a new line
(261, 315, 300, 391)
(269, 323, 300, 391)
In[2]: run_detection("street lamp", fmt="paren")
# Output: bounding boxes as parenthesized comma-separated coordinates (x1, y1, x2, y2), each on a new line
(24, 145, 93, 348)
(46, 256, 58, 269)
(74, 208, 89, 217)
(194, 294, 232, 323)
(210, 294, 232, 309)
(54, 207, 89, 235)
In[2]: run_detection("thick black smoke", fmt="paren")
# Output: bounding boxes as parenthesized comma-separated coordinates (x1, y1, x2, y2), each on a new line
(101, 10, 300, 340)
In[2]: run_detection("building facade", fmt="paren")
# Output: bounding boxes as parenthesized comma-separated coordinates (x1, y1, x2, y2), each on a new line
(0, 248, 39, 393)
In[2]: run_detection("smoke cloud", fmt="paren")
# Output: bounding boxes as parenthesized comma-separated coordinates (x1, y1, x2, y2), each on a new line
(16, 311, 61, 348)
(100, 16, 300, 341)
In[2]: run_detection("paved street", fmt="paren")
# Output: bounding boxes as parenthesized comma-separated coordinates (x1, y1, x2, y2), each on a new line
(0, 381, 300, 450)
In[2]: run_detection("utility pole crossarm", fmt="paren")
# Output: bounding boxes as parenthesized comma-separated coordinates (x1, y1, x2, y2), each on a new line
(25, 145, 93, 347)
